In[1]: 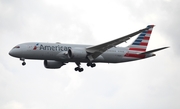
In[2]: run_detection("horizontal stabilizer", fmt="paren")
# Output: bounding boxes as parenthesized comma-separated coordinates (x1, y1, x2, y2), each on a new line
(139, 46, 169, 55)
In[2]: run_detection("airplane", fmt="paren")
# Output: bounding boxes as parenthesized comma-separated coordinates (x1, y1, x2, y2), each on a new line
(9, 25, 169, 72)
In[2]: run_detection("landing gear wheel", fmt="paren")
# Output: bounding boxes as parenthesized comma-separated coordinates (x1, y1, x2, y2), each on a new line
(91, 63, 96, 68)
(87, 63, 91, 67)
(75, 67, 79, 71)
(74, 67, 84, 72)
(20, 58, 26, 66)
(22, 62, 26, 66)
(87, 62, 96, 68)
(79, 68, 84, 72)
(75, 62, 84, 72)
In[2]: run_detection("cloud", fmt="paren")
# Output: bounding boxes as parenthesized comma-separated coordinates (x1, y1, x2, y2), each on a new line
(0, 0, 179, 109)
(1, 101, 24, 109)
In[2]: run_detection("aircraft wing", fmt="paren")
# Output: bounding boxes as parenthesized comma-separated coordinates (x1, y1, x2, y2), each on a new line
(86, 26, 148, 61)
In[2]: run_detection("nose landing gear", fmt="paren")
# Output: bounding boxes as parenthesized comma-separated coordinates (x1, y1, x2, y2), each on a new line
(22, 61, 26, 66)
(20, 58, 26, 66)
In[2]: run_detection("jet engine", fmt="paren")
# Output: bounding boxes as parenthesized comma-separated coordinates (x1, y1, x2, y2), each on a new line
(68, 48, 87, 59)
(44, 60, 64, 69)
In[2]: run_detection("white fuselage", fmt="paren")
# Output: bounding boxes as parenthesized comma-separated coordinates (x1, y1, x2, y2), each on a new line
(9, 42, 144, 63)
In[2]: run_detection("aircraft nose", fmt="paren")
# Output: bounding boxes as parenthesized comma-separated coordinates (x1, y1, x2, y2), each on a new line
(9, 49, 19, 57)
(9, 50, 14, 56)
(9, 45, 23, 58)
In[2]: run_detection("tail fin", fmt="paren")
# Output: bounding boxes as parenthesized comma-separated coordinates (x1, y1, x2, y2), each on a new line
(128, 25, 155, 52)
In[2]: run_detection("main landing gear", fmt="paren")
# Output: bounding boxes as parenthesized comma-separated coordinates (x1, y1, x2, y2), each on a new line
(87, 62, 96, 68)
(20, 58, 26, 66)
(74, 62, 96, 72)
(75, 62, 84, 72)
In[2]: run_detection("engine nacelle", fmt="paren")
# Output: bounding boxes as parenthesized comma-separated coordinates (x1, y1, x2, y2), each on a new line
(68, 48, 87, 59)
(44, 60, 64, 69)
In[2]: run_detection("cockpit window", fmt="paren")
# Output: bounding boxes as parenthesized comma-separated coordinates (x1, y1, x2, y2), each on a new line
(13, 46, 20, 49)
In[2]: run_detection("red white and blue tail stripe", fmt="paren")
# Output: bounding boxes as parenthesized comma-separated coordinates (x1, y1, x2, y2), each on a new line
(125, 25, 155, 58)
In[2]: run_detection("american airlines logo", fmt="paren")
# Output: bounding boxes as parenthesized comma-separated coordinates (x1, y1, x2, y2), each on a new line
(33, 43, 39, 50)
(33, 43, 71, 51)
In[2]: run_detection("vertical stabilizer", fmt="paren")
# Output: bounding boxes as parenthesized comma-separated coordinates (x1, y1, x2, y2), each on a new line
(125, 25, 155, 58)
(128, 25, 155, 52)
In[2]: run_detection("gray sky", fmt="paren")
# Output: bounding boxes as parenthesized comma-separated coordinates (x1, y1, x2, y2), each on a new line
(0, 0, 180, 109)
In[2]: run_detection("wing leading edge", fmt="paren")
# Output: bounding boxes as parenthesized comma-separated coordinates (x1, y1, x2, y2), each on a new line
(86, 26, 150, 61)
